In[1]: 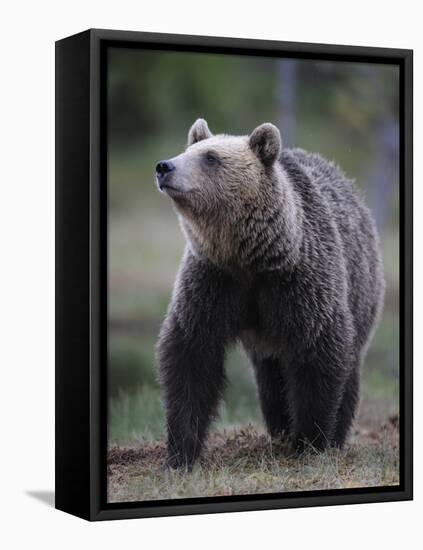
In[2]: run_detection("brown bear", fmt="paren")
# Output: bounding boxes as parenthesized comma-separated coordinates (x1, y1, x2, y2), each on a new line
(155, 118, 384, 469)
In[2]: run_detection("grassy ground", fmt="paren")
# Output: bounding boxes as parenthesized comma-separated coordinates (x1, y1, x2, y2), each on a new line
(107, 413, 399, 503)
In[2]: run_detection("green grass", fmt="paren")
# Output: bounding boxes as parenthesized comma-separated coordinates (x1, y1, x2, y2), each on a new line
(109, 387, 164, 443)
(107, 423, 399, 503)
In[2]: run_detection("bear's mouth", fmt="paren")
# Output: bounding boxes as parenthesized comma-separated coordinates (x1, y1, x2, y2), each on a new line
(159, 183, 185, 195)
(156, 178, 187, 197)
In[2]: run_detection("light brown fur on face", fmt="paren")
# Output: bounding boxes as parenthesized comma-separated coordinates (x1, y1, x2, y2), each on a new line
(158, 119, 303, 271)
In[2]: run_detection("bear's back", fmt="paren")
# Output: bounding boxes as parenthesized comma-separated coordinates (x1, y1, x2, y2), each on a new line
(280, 148, 385, 353)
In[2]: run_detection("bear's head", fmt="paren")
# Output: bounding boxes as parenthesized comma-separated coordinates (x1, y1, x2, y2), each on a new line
(155, 119, 300, 269)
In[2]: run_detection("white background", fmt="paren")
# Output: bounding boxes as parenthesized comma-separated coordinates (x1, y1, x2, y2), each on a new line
(0, 0, 420, 548)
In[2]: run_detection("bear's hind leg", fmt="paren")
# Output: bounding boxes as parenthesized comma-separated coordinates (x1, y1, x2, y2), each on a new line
(333, 367, 360, 448)
(289, 343, 352, 452)
(252, 356, 292, 440)
(289, 312, 355, 453)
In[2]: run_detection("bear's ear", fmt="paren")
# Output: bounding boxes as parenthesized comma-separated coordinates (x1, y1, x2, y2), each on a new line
(187, 118, 213, 146)
(249, 123, 282, 166)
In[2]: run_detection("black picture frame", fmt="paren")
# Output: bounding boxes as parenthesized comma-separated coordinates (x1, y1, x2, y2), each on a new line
(55, 28, 413, 521)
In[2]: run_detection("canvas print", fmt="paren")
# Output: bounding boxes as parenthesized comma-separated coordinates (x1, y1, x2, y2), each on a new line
(107, 48, 399, 503)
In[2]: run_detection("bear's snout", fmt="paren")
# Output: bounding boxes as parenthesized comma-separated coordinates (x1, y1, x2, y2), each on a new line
(156, 159, 179, 193)
(155, 159, 189, 197)
(156, 160, 175, 180)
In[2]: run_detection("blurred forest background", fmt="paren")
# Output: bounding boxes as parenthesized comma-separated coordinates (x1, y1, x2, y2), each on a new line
(107, 47, 399, 446)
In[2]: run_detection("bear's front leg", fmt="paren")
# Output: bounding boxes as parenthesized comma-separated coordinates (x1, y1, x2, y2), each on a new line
(157, 310, 226, 469)
(156, 252, 240, 469)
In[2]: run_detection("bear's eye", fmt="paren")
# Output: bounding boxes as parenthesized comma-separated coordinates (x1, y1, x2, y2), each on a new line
(205, 151, 219, 165)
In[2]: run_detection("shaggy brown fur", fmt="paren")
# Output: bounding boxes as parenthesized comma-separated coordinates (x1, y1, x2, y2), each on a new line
(155, 119, 384, 469)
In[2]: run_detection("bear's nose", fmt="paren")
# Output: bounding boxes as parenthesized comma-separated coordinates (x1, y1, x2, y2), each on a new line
(156, 160, 175, 178)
